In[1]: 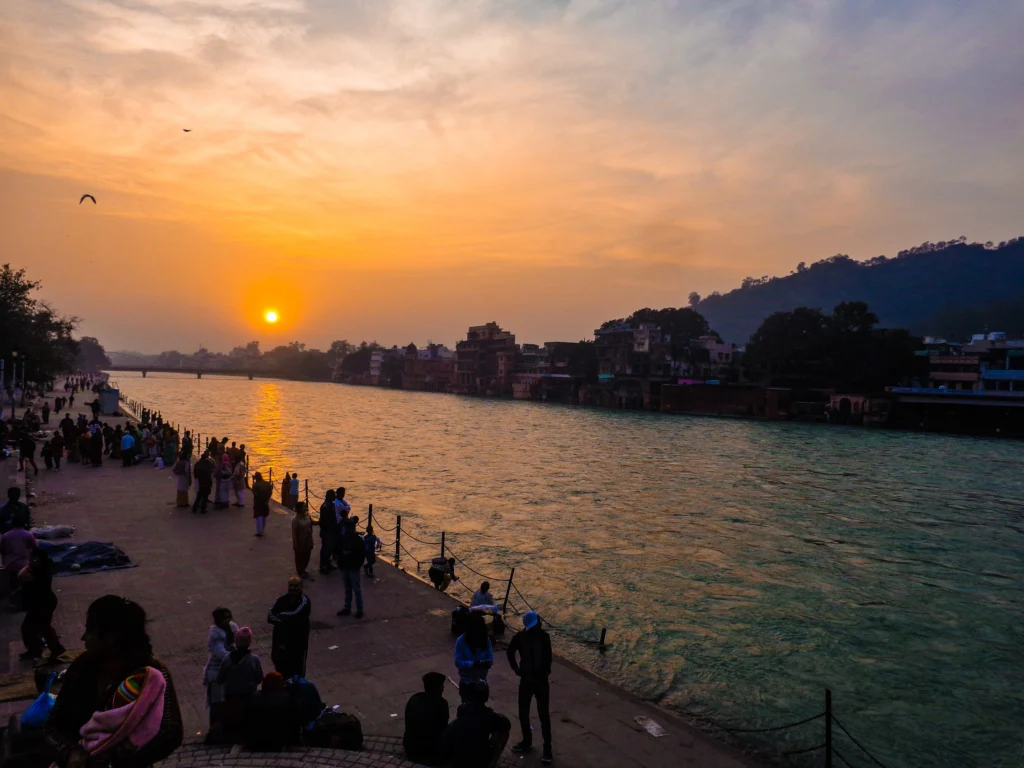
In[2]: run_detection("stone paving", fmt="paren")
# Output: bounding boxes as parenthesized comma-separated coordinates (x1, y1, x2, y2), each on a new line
(0, 398, 759, 768)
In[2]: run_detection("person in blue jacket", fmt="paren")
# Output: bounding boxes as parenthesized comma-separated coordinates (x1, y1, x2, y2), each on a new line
(454, 613, 492, 701)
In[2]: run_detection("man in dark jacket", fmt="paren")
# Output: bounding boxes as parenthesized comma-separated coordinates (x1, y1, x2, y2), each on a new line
(267, 576, 311, 678)
(403, 672, 450, 765)
(335, 516, 365, 618)
(192, 452, 214, 514)
(507, 611, 553, 764)
(441, 681, 510, 768)
(318, 490, 337, 574)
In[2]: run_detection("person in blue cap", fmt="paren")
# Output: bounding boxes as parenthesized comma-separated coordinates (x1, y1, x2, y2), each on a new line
(507, 611, 553, 764)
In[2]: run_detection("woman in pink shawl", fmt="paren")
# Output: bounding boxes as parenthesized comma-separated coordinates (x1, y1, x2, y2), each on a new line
(45, 596, 182, 768)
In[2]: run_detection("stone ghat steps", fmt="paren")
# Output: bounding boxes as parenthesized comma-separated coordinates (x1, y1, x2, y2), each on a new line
(156, 736, 522, 768)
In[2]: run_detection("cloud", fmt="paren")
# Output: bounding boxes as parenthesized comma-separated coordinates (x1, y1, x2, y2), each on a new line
(1, 0, 1022, 350)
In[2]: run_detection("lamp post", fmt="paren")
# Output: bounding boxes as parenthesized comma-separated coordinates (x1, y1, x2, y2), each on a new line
(10, 350, 17, 418)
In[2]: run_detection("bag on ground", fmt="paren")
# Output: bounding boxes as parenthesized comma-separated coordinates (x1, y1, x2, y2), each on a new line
(309, 710, 363, 751)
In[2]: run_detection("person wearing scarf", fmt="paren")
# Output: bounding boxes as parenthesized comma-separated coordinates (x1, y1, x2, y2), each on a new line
(216, 627, 263, 744)
(202, 608, 238, 742)
(214, 455, 233, 510)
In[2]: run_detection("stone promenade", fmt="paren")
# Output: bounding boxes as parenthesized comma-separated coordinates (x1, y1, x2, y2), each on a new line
(1, 402, 758, 768)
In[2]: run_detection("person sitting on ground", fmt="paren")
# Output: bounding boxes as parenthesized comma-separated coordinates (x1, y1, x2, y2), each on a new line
(216, 626, 263, 744)
(454, 614, 493, 699)
(403, 672, 450, 766)
(0, 487, 32, 534)
(45, 595, 183, 768)
(440, 681, 511, 768)
(471, 582, 496, 609)
(268, 576, 311, 679)
(19, 548, 65, 662)
(243, 672, 302, 752)
(362, 526, 380, 579)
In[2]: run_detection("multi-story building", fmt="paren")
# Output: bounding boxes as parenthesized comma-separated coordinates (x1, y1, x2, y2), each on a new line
(404, 344, 457, 391)
(455, 322, 517, 394)
(595, 323, 674, 379)
(369, 350, 384, 385)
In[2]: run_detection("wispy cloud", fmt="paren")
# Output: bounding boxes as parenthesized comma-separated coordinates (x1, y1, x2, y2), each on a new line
(1, 0, 1021, 350)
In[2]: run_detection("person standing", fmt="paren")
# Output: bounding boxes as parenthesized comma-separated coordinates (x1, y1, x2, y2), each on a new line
(1, 518, 37, 600)
(173, 451, 192, 507)
(318, 490, 337, 575)
(231, 459, 246, 507)
(507, 611, 553, 763)
(41, 401, 50, 425)
(334, 486, 351, 536)
(363, 526, 381, 579)
(18, 548, 65, 662)
(18, 433, 38, 475)
(251, 472, 272, 536)
(291, 502, 314, 579)
(214, 454, 232, 510)
(280, 474, 291, 510)
(336, 515, 365, 618)
(216, 626, 263, 744)
(267, 576, 311, 679)
(193, 452, 215, 514)
(49, 432, 64, 472)
(0, 487, 32, 533)
(180, 431, 193, 460)
(88, 427, 103, 468)
(120, 427, 135, 468)
(288, 473, 300, 510)
(203, 607, 238, 742)
(454, 614, 493, 700)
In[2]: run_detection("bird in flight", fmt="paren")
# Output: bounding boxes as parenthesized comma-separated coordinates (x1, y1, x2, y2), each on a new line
(79, 194, 96, 205)
(183, 129, 192, 132)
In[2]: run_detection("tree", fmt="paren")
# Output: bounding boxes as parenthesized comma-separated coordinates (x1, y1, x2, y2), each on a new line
(329, 340, 355, 360)
(688, 292, 701, 307)
(0, 264, 78, 384)
(76, 337, 111, 370)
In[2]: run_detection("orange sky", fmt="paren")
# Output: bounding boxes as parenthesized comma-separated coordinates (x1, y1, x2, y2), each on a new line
(1, 0, 1022, 352)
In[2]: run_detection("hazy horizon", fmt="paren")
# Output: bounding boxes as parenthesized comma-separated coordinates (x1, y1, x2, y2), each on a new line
(3, 1, 1022, 354)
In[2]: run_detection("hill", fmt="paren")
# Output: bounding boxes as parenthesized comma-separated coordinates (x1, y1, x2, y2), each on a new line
(695, 237, 1024, 343)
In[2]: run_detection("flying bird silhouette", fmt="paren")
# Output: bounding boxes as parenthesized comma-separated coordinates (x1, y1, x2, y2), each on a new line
(182, 129, 191, 132)
(79, 194, 96, 205)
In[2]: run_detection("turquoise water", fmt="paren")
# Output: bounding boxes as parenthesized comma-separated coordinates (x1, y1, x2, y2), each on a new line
(113, 373, 1024, 767)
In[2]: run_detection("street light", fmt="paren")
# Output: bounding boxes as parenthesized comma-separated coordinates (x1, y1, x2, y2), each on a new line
(9, 350, 16, 418)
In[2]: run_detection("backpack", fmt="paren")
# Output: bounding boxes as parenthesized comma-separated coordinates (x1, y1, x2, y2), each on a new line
(310, 710, 363, 751)
(288, 677, 325, 729)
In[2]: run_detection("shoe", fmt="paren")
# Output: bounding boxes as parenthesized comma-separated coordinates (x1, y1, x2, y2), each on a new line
(18, 650, 40, 661)
(543, 748, 553, 764)
(354, 611, 363, 619)
(337, 608, 351, 616)
(511, 742, 533, 754)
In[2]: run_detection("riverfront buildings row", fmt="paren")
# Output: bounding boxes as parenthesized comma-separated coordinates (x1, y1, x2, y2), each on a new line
(332, 323, 1024, 436)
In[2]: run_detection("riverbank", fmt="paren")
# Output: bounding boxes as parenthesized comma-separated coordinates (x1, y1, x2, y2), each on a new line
(0, 395, 759, 768)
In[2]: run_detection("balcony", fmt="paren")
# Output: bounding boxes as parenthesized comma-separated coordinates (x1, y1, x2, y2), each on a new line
(930, 372, 979, 382)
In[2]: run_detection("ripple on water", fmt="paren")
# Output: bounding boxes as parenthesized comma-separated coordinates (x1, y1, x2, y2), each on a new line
(116, 374, 1024, 768)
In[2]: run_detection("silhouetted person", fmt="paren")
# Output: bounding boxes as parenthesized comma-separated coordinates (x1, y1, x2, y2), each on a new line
(441, 681, 510, 768)
(193, 452, 214, 514)
(318, 489, 337, 574)
(404, 672, 450, 766)
(507, 611, 553, 763)
(267, 576, 311, 679)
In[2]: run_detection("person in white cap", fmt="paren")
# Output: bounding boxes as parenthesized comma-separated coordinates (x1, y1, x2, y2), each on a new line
(507, 611, 553, 764)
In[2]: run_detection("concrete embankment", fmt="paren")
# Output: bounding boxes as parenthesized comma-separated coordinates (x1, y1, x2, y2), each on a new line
(0, 396, 759, 768)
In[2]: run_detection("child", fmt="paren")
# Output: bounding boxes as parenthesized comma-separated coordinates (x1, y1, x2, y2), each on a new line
(363, 526, 381, 578)
(72, 666, 167, 760)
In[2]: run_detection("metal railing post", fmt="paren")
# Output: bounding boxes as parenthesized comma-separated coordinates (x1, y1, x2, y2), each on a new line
(305, 479, 309, 508)
(825, 688, 832, 768)
(395, 515, 402, 565)
(441, 531, 446, 559)
(502, 567, 516, 615)
(367, 503, 373, 531)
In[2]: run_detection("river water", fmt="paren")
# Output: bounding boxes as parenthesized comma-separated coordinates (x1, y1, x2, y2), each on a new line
(111, 373, 1023, 767)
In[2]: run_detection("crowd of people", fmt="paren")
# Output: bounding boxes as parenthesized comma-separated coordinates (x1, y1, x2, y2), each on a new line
(1, 378, 558, 767)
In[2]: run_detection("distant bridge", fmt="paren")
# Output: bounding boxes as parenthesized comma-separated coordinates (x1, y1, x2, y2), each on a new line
(106, 365, 261, 380)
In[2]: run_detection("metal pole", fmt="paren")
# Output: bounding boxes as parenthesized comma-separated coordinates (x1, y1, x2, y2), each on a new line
(599, 628, 607, 652)
(305, 479, 309, 508)
(502, 567, 516, 615)
(441, 531, 446, 559)
(367, 503, 373, 531)
(825, 688, 832, 768)
(395, 515, 402, 565)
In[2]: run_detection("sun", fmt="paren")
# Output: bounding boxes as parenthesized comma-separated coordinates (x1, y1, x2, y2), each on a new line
(264, 310, 279, 324)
